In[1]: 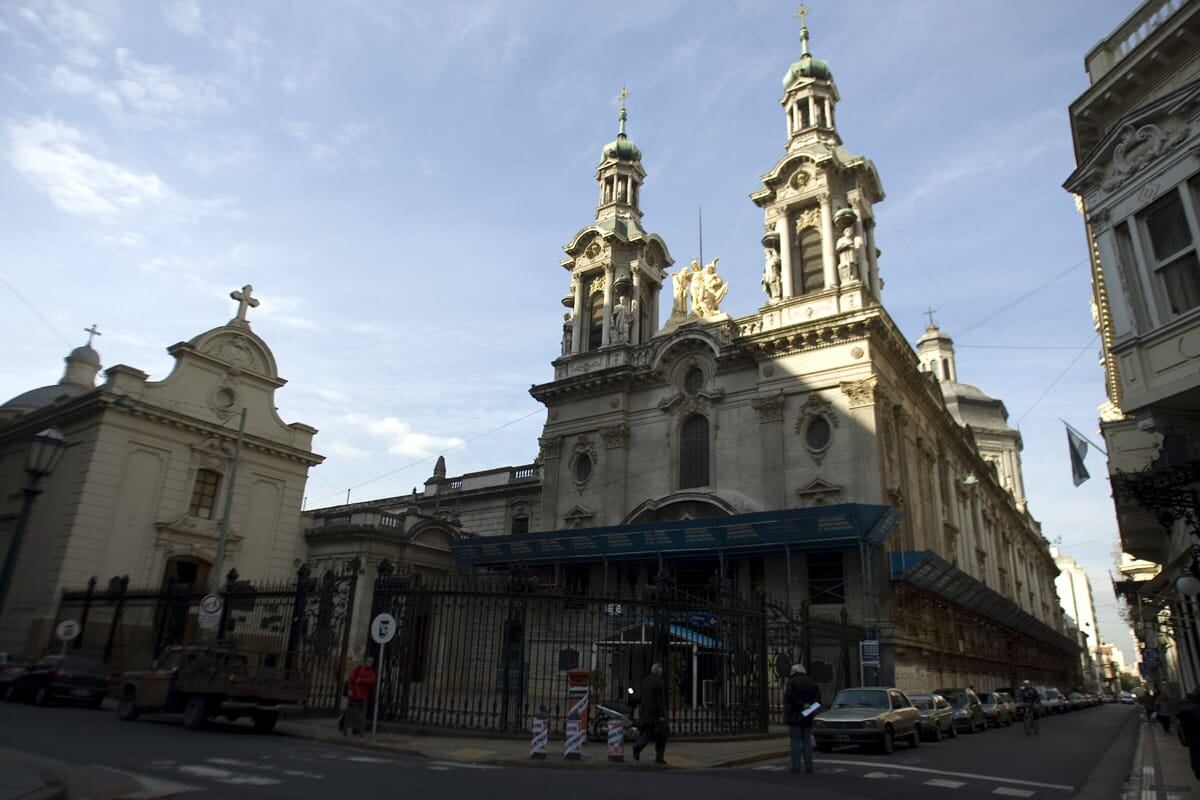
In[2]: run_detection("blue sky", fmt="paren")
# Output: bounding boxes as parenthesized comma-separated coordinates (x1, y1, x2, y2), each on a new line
(0, 0, 1139, 661)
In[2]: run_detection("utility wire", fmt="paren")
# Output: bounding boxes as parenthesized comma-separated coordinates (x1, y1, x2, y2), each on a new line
(956, 258, 1087, 339)
(1015, 334, 1098, 427)
(0, 275, 73, 346)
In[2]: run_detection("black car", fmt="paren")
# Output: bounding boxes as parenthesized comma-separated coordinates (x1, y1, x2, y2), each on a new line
(5, 655, 109, 708)
(0, 655, 29, 694)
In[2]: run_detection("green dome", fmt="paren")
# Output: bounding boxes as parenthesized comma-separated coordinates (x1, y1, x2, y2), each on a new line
(783, 53, 832, 88)
(601, 133, 641, 162)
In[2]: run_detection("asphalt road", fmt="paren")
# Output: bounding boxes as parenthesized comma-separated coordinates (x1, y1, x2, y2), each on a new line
(0, 701, 1139, 800)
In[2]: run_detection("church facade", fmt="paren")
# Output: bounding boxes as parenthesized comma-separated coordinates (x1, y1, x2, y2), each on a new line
(0, 288, 323, 654)
(306, 17, 1073, 693)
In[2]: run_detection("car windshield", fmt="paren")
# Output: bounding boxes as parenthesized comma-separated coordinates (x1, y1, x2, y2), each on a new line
(1045, 689, 1060, 699)
(979, 693, 995, 703)
(939, 690, 967, 707)
(911, 698, 933, 710)
(832, 689, 888, 709)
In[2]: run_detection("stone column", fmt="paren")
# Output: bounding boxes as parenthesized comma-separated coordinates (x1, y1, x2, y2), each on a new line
(538, 435, 562, 529)
(852, 207, 869, 284)
(865, 221, 881, 300)
(650, 278, 660, 336)
(601, 423, 629, 523)
(751, 393, 787, 508)
(777, 214, 794, 299)
(819, 193, 838, 289)
(631, 266, 642, 344)
(601, 264, 614, 346)
(571, 275, 585, 354)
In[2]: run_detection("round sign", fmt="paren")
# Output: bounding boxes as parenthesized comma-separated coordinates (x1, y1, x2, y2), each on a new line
(371, 613, 397, 645)
(200, 594, 223, 615)
(55, 620, 81, 642)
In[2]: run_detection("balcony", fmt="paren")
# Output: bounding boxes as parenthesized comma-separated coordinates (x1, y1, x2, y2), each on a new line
(307, 509, 407, 535)
(1085, 0, 1187, 84)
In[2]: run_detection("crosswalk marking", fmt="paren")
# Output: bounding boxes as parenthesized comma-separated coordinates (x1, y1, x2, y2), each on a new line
(992, 789, 1035, 798)
(863, 771, 900, 779)
(753, 765, 787, 771)
(926, 779, 967, 789)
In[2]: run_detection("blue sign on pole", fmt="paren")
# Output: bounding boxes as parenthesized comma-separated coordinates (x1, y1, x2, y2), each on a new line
(860, 639, 881, 668)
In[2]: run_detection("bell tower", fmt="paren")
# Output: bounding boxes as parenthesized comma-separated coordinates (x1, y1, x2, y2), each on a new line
(557, 90, 673, 360)
(751, 7, 886, 320)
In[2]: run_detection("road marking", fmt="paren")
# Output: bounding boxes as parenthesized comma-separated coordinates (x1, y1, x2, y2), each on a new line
(178, 764, 281, 785)
(427, 761, 502, 771)
(343, 755, 393, 764)
(429, 765, 450, 771)
(927, 779, 967, 789)
(753, 765, 787, 771)
(863, 771, 901, 779)
(93, 766, 202, 797)
(819, 759, 1073, 792)
(992, 789, 1035, 798)
(206, 757, 324, 779)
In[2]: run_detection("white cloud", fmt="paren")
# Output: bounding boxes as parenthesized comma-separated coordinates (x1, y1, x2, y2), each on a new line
(161, 0, 203, 36)
(103, 231, 146, 247)
(343, 413, 465, 458)
(111, 48, 230, 121)
(18, 0, 108, 48)
(283, 119, 372, 166)
(328, 441, 370, 460)
(182, 134, 256, 173)
(279, 49, 328, 95)
(5, 116, 173, 221)
(253, 292, 326, 333)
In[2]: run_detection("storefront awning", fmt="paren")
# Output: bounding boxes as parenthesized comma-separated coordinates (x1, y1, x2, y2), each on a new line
(890, 550, 1078, 656)
(451, 504, 900, 567)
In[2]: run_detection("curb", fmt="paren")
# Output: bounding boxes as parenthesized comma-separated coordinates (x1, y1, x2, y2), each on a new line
(15, 786, 65, 800)
(1078, 709, 1142, 800)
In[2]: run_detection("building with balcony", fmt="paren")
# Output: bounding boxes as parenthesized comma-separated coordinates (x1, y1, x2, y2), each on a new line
(1063, 0, 1200, 696)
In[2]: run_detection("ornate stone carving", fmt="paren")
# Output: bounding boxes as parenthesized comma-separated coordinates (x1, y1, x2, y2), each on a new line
(836, 225, 862, 283)
(600, 423, 630, 449)
(537, 435, 562, 460)
(208, 381, 239, 420)
(590, 272, 607, 296)
(585, 240, 602, 259)
(839, 377, 878, 408)
(569, 435, 597, 489)
(796, 393, 839, 464)
(191, 436, 233, 472)
(665, 258, 730, 328)
(789, 169, 811, 190)
(750, 392, 786, 423)
(610, 296, 633, 343)
(762, 248, 782, 302)
(1104, 122, 1189, 192)
(796, 477, 842, 507)
(204, 334, 258, 370)
(794, 206, 821, 233)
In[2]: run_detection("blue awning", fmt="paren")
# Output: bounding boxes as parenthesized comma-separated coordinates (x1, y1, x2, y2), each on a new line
(451, 504, 900, 567)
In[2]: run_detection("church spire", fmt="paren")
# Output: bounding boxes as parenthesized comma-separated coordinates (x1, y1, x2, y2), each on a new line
(796, 4, 811, 57)
(596, 86, 645, 222)
(781, 6, 838, 144)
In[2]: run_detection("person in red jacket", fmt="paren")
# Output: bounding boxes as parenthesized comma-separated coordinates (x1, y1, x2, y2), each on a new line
(343, 656, 376, 736)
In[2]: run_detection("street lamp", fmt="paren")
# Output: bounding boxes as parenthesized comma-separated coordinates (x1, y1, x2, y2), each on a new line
(0, 428, 67, 616)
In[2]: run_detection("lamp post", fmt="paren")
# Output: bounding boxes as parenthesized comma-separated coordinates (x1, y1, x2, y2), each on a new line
(0, 428, 67, 617)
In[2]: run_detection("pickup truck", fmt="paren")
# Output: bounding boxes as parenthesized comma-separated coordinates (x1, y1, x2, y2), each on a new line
(116, 645, 303, 732)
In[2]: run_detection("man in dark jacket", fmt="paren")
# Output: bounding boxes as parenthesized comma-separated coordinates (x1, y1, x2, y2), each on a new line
(784, 663, 821, 773)
(1176, 689, 1200, 778)
(632, 663, 668, 764)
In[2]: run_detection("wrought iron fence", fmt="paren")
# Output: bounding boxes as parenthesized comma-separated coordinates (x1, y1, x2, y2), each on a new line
(52, 560, 360, 716)
(765, 600, 862, 717)
(367, 565, 770, 738)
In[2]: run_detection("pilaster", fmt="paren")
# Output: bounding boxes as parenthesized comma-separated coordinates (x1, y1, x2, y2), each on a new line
(751, 392, 787, 508)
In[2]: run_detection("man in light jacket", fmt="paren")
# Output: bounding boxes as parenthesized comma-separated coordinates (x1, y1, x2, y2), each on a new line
(783, 663, 821, 774)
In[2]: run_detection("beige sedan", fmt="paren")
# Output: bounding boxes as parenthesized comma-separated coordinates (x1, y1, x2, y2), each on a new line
(813, 687, 923, 754)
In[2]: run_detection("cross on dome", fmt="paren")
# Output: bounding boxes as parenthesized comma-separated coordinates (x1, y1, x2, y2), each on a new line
(795, 4, 811, 55)
(230, 284, 260, 324)
(924, 306, 938, 328)
(617, 86, 630, 136)
(83, 323, 102, 346)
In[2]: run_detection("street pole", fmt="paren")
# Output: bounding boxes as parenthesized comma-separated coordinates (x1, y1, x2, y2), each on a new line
(373, 638, 385, 735)
(210, 408, 247, 593)
(0, 482, 41, 618)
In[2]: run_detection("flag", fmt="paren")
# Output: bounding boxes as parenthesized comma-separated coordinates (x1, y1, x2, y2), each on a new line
(1066, 424, 1090, 486)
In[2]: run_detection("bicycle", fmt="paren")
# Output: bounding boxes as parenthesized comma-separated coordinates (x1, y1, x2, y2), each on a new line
(1023, 706, 1040, 736)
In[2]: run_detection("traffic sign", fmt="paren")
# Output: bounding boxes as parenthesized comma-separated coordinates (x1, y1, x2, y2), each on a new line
(198, 593, 223, 630)
(1143, 647, 1161, 668)
(860, 639, 881, 668)
(371, 613, 397, 645)
(55, 620, 81, 642)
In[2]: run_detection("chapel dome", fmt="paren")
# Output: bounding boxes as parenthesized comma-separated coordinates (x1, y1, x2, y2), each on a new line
(2, 383, 90, 411)
(68, 344, 100, 365)
(783, 53, 832, 88)
(601, 133, 641, 163)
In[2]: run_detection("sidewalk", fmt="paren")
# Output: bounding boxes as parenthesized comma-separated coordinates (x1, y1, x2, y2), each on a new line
(1124, 719, 1200, 799)
(277, 717, 790, 769)
(0, 755, 64, 800)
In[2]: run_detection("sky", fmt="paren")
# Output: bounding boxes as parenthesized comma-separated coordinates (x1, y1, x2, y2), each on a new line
(0, 0, 1143, 663)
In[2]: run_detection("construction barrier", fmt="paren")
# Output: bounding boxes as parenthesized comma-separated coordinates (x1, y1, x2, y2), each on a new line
(530, 711, 548, 759)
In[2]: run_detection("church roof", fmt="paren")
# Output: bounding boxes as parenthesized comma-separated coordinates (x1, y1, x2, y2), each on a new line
(600, 89, 641, 163)
(1, 382, 91, 411)
(939, 381, 1015, 434)
(68, 344, 100, 365)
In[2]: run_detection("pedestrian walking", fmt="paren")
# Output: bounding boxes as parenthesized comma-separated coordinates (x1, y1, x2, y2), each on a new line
(1156, 691, 1175, 734)
(1175, 689, 1200, 778)
(783, 663, 821, 774)
(631, 663, 668, 765)
(343, 655, 376, 736)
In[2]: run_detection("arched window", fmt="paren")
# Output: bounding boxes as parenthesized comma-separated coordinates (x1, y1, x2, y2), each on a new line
(587, 290, 604, 351)
(679, 414, 710, 489)
(797, 228, 824, 293)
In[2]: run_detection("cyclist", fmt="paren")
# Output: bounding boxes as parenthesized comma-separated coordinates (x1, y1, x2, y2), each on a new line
(1019, 680, 1042, 735)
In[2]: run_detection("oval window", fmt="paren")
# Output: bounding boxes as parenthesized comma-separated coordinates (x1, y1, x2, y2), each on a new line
(575, 454, 593, 483)
(684, 368, 704, 396)
(805, 416, 832, 451)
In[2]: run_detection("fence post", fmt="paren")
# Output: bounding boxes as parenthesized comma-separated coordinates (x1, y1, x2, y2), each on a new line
(76, 576, 96, 651)
(217, 568, 237, 640)
(337, 558, 362, 714)
(285, 563, 311, 672)
(103, 575, 129, 666)
(757, 593, 770, 734)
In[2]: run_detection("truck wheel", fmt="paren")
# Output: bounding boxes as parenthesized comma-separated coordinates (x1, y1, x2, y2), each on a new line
(118, 687, 140, 721)
(253, 712, 279, 733)
(182, 696, 208, 730)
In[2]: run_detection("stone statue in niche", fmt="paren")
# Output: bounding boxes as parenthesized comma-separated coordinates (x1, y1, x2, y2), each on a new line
(668, 262, 694, 321)
(561, 312, 573, 355)
(836, 226, 861, 283)
(610, 297, 632, 344)
(761, 248, 782, 302)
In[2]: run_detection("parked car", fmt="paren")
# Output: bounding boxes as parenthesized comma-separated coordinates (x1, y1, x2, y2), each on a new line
(1119, 691, 1136, 704)
(1066, 691, 1084, 711)
(812, 687, 922, 754)
(909, 693, 957, 741)
(1040, 687, 1066, 714)
(1101, 692, 1117, 704)
(5, 654, 108, 707)
(936, 688, 987, 733)
(0, 654, 29, 695)
(117, 645, 302, 732)
(978, 691, 1013, 727)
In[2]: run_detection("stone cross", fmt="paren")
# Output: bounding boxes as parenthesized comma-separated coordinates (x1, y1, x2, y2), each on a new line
(794, 4, 809, 26)
(924, 306, 938, 328)
(231, 284, 259, 323)
(83, 323, 102, 346)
